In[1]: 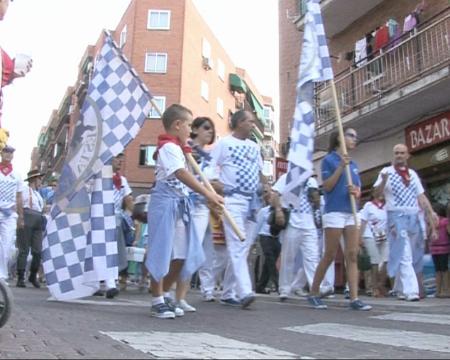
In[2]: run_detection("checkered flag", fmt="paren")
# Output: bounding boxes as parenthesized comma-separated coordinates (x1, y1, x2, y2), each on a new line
(282, 0, 333, 208)
(42, 31, 152, 300)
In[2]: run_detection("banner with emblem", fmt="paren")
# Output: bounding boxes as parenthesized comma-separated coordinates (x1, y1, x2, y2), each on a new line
(42, 31, 152, 300)
(282, 0, 333, 208)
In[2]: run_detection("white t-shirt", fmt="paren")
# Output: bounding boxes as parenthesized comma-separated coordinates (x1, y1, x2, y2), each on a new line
(373, 165, 424, 212)
(272, 174, 317, 229)
(209, 135, 262, 194)
(22, 184, 44, 212)
(360, 201, 387, 239)
(155, 143, 189, 196)
(255, 205, 272, 237)
(0, 170, 24, 210)
(113, 176, 132, 213)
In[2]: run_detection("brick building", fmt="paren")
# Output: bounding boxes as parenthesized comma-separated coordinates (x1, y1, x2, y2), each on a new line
(33, 0, 276, 193)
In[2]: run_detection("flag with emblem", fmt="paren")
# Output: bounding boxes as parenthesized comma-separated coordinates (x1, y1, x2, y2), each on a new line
(42, 31, 152, 300)
(282, 0, 333, 208)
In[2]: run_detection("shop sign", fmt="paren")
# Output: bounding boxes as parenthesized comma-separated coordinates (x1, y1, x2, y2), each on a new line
(275, 157, 288, 180)
(405, 111, 450, 152)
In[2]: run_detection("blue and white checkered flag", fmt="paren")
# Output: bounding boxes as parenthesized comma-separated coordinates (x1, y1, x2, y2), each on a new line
(42, 31, 152, 300)
(282, 0, 333, 208)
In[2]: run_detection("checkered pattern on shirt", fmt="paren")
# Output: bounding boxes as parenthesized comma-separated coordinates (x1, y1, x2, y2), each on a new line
(229, 145, 260, 193)
(0, 179, 17, 204)
(292, 179, 314, 214)
(42, 166, 117, 298)
(390, 171, 418, 208)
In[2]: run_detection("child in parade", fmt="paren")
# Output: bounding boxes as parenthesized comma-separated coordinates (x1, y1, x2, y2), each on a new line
(146, 104, 223, 319)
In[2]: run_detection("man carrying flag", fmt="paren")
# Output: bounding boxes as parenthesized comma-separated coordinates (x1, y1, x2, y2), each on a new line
(41, 31, 152, 301)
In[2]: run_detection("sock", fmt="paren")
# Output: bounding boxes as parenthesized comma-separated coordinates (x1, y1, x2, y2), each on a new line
(152, 296, 164, 306)
(163, 291, 172, 299)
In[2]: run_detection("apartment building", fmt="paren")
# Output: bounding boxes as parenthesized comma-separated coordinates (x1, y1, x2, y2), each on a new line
(279, 0, 450, 206)
(33, 0, 276, 193)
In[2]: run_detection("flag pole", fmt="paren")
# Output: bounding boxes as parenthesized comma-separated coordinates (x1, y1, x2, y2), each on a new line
(329, 81, 359, 226)
(149, 99, 246, 241)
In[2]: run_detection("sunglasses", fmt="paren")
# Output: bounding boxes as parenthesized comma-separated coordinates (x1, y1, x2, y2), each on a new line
(345, 133, 358, 140)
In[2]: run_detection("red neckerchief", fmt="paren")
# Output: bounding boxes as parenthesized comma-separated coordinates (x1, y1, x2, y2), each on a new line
(394, 165, 411, 187)
(153, 134, 192, 160)
(0, 162, 12, 176)
(113, 172, 122, 190)
(371, 199, 385, 210)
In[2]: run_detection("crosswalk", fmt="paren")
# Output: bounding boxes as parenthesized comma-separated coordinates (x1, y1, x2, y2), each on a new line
(101, 311, 450, 358)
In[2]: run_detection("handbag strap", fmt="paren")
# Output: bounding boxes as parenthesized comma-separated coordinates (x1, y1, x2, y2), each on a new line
(29, 186, 33, 209)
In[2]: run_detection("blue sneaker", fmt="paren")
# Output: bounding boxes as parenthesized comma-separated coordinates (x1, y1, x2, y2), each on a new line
(220, 298, 241, 307)
(151, 303, 175, 319)
(240, 295, 255, 309)
(307, 295, 327, 309)
(349, 298, 372, 311)
(164, 297, 185, 317)
(343, 289, 350, 299)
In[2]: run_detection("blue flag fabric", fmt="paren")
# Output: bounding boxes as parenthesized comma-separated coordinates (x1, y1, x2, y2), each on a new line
(283, 0, 333, 207)
(42, 31, 152, 300)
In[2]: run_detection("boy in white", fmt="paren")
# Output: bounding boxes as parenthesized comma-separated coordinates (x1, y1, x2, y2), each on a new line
(273, 174, 322, 300)
(146, 104, 223, 319)
(209, 110, 263, 309)
(0, 145, 24, 283)
(359, 192, 388, 296)
(373, 144, 436, 301)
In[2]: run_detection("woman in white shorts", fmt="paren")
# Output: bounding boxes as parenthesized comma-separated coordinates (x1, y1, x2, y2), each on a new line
(360, 191, 389, 297)
(308, 128, 372, 311)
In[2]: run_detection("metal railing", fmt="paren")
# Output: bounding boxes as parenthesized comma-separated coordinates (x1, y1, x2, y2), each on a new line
(315, 13, 450, 131)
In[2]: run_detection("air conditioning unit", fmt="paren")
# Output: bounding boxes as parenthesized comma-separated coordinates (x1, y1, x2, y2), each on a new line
(202, 56, 212, 70)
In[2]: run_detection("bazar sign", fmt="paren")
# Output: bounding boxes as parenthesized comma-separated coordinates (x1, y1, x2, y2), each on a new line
(405, 112, 450, 152)
(275, 157, 288, 179)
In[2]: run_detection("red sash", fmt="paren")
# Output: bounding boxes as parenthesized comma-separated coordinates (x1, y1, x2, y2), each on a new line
(113, 172, 122, 190)
(394, 165, 411, 187)
(0, 162, 12, 176)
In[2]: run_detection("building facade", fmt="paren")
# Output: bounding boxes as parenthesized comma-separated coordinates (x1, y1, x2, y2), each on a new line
(32, 0, 276, 193)
(279, 0, 450, 205)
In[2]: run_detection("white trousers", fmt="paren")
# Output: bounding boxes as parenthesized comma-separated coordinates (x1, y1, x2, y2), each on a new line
(222, 195, 254, 300)
(279, 225, 320, 295)
(0, 212, 17, 280)
(212, 244, 228, 288)
(192, 203, 215, 295)
(393, 237, 419, 297)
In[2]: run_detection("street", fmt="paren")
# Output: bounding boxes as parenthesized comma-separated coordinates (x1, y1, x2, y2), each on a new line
(1, 284, 450, 359)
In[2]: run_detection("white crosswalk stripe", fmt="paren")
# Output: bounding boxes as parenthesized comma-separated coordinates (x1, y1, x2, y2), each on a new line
(101, 331, 309, 359)
(283, 323, 450, 353)
(371, 313, 450, 326)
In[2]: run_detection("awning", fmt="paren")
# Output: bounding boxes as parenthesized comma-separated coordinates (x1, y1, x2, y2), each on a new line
(229, 73, 247, 94)
(248, 92, 265, 124)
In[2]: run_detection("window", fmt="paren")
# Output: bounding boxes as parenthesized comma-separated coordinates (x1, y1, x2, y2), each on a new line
(216, 98, 224, 118)
(201, 81, 209, 101)
(139, 145, 157, 167)
(119, 25, 127, 48)
(298, 0, 308, 17)
(145, 52, 167, 73)
(202, 38, 211, 59)
(148, 96, 166, 118)
(263, 106, 272, 120)
(148, 10, 171, 30)
(217, 59, 225, 81)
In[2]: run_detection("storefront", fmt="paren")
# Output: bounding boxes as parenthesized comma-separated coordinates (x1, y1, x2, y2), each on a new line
(405, 111, 450, 206)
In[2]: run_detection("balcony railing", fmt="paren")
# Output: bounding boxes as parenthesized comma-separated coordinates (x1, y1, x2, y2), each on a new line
(315, 12, 450, 131)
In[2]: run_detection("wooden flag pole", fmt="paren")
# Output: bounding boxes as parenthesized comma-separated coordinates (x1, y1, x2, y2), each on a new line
(149, 99, 246, 241)
(329, 81, 359, 227)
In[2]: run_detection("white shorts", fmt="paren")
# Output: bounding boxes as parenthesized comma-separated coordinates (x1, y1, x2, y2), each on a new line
(322, 212, 356, 229)
(171, 218, 188, 260)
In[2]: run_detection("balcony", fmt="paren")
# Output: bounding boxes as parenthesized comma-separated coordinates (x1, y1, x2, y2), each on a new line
(295, 0, 383, 37)
(314, 12, 450, 151)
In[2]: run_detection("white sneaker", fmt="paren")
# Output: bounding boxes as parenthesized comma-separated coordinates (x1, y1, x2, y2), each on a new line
(405, 294, 420, 302)
(294, 288, 309, 297)
(177, 299, 197, 312)
(203, 293, 215, 302)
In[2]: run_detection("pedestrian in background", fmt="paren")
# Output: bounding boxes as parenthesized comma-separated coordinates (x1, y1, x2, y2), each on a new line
(0, 145, 23, 284)
(430, 203, 449, 298)
(16, 169, 44, 288)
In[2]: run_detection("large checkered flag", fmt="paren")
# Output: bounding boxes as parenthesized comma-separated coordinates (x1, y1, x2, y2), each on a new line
(282, 0, 333, 207)
(42, 31, 152, 300)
